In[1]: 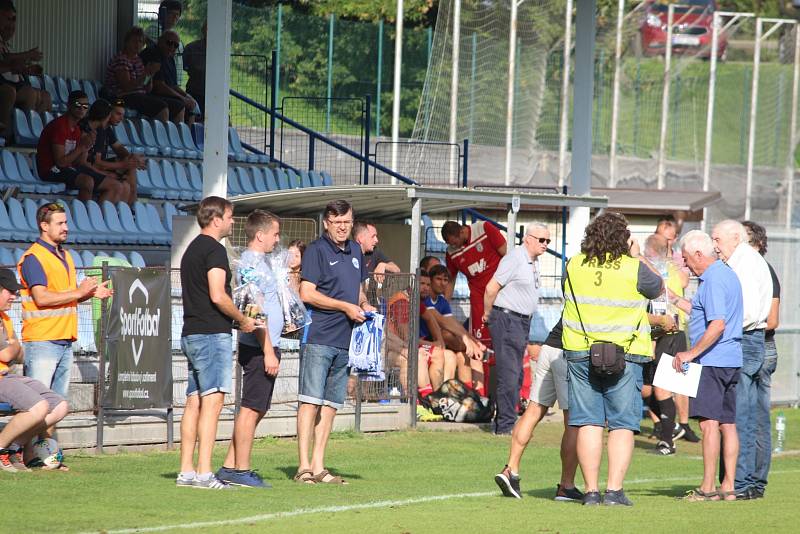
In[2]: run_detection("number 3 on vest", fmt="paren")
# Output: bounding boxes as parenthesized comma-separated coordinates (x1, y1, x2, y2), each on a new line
(593, 271, 603, 286)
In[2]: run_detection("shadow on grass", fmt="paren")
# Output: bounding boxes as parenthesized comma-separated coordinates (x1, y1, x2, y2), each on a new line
(632, 484, 695, 498)
(274, 465, 363, 481)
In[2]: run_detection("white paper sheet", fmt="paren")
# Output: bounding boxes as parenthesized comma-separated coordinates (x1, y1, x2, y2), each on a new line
(652, 354, 702, 398)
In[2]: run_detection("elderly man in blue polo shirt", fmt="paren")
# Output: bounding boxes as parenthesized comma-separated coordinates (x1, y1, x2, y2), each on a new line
(295, 199, 375, 485)
(670, 230, 743, 501)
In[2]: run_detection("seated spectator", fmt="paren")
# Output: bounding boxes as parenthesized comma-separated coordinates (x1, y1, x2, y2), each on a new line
(420, 255, 441, 272)
(418, 270, 458, 389)
(79, 99, 135, 204)
(287, 239, 305, 294)
(103, 26, 169, 123)
(0, 268, 69, 472)
(428, 264, 484, 393)
(140, 30, 196, 125)
(183, 21, 206, 116)
(36, 90, 125, 203)
(0, 0, 51, 137)
(85, 99, 144, 205)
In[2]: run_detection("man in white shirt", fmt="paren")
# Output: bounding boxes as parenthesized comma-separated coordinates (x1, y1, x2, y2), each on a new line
(711, 219, 772, 500)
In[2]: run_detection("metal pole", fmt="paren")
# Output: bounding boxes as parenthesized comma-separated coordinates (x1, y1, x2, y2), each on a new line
(376, 19, 384, 137)
(96, 261, 109, 454)
(326, 14, 335, 135)
(507, 208, 518, 250)
(558, 0, 574, 188)
(608, 0, 625, 187)
(469, 32, 477, 141)
(449, 0, 461, 185)
(269, 50, 277, 163)
(702, 11, 720, 229)
(462, 138, 469, 188)
(409, 199, 422, 428)
(364, 95, 371, 185)
(745, 18, 763, 220)
(391, 0, 404, 180)
(787, 26, 800, 229)
(657, 4, 674, 190)
(275, 3, 282, 107)
(504, 0, 519, 186)
(354, 377, 362, 432)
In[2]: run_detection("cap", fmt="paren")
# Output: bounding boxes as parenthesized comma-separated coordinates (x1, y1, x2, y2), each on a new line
(0, 268, 22, 292)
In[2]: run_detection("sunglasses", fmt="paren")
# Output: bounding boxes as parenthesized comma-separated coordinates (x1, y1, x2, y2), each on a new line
(43, 202, 64, 212)
(527, 236, 551, 245)
(166, 40, 180, 48)
(72, 102, 89, 109)
(113, 99, 126, 107)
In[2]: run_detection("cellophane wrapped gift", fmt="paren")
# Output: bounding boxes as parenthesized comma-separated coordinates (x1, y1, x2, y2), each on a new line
(230, 247, 268, 329)
(267, 247, 311, 334)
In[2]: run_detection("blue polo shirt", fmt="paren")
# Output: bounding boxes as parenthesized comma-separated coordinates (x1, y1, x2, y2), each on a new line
(301, 234, 368, 349)
(688, 260, 743, 367)
(420, 295, 452, 340)
(19, 238, 76, 345)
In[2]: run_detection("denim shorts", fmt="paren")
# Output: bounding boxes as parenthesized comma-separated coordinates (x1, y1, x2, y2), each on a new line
(181, 333, 233, 397)
(23, 341, 73, 399)
(298, 343, 350, 410)
(565, 350, 644, 432)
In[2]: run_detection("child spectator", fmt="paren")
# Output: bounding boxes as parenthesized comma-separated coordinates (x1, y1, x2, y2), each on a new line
(287, 239, 305, 294)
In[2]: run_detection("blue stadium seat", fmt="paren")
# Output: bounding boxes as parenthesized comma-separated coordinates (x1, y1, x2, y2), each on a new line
(261, 167, 278, 191)
(226, 168, 243, 196)
(299, 170, 312, 188)
(28, 75, 41, 89)
(70, 199, 108, 244)
(179, 122, 201, 154)
(125, 119, 157, 156)
(12, 248, 25, 264)
(86, 200, 122, 243)
(0, 247, 14, 266)
(249, 167, 267, 193)
(146, 159, 168, 199)
(320, 170, 334, 186)
(55, 77, 69, 106)
(235, 167, 257, 195)
(285, 169, 301, 189)
(162, 203, 181, 233)
(70, 250, 84, 269)
(9, 198, 38, 241)
(135, 168, 156, 197)
(81, 80, 98, 104)
(138, 120, 171, 157)
(116, 201, 153, 244)
(133, 202, 168, 245)
(98, 200, 129, 242)
(80, 250, 95, 267)
(15, 152, 63, 194)
(68, 78, 81, 92)
(113, 123, 145, 155)
(159, 160, 182, 200)
(13, 109, 37, 146)
(111, 251, 128, 262)
(21, 198, 44, 240)
(274, 168, 290, 190)
(309, 170, 324, 187)
(227, 127, 253, 162)
(43, 75, 65, 112)
(173, 162, 197, 200)
(191, 123, 204, 150)
(129, 250, 146, 268)
(167, 121, 198, 159)
(151, 120, 182, 158)
(146, 203, 171, 237)
(29, 110, 44, 138)
(187, 162, 202, 193)
(43, 111, 55, 125)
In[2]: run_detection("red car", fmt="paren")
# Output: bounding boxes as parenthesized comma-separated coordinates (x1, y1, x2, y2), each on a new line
(638, 0, 728, 60)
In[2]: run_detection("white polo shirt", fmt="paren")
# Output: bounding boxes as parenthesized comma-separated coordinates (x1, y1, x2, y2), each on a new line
(725, 242, 772, 332)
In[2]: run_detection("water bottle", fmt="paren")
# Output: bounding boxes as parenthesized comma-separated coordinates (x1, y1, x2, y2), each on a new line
(774, 412, 786, 453)
(389, 386, 401, 403)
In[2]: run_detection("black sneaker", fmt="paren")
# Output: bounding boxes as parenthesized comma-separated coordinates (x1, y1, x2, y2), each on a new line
(672, 423, 686, 441)
(604, 489, 633, 506)
(679, 423, 700, 443)
(654, 440, 676, 456)
(582, 491, 602, 506)
(494, 466, 522, 499)
(734, 487, 755, 501)
(555, 484, 585, 502)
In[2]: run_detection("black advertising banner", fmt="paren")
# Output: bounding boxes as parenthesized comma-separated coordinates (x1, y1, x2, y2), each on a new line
(103, 269, 172, 409)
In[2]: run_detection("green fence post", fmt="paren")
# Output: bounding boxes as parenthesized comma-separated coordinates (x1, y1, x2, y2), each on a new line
(671, 73, 682, 158)
(275, 3, 283, 108)
(376, 19, 384, 137)
(326, 13, 335, 134)
(740, 68, 751, 165)
(633, 62, 641, 155)
(774, 70, 786, 166)
(469, 32, 476, 142)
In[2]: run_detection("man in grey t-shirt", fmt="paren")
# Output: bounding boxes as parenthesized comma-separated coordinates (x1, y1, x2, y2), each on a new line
(483, 223, 550, 434)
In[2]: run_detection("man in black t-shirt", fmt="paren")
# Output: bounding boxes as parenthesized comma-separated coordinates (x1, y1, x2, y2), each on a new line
(140, 30, 196, 125)
(353, 221, 400, 274)
(176, 196, 260, 490)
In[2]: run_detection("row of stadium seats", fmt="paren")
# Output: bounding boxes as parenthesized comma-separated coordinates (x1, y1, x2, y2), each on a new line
(0, 247, 146, 269)
(0, 197, 182, 246)
(139, 160, 333, 201)
(29, 74, 100, 114)
(0, 149, 64, 194)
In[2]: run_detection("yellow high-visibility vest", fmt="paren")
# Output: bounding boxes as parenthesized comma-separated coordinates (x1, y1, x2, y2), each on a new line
(17, 242, 78, 342)
(562, 253, 653, 357)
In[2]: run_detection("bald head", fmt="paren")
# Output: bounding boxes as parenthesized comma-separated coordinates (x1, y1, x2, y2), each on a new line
(711, 220, 747, 262)
(644, 234, 669, 260)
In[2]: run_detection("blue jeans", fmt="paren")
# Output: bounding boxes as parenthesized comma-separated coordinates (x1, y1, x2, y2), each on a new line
(181, 333, 233, 397)
(734, 329, 766, 492)
(23, 341, 73, 399)
(298, 343, 350, 410)
(565, 350, 644, 432)
(752, 338, 778, 493)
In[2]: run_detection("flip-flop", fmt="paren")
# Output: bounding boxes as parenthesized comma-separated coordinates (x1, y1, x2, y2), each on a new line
(313, 469, 348, 485)
(717, 490, 737, 501)
(292, 469, 316, 484)
(682, 488, 720, 502)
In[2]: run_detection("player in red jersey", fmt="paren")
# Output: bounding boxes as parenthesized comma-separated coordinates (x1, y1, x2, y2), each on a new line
(441, 220, 507, 347)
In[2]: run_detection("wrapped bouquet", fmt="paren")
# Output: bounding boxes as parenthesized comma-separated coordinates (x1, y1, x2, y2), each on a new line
(230, 248, 268, 329)
(267, 247, 311, 334)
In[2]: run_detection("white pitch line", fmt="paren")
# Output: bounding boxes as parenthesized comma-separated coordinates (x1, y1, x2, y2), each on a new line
(91, 469, 800, 534)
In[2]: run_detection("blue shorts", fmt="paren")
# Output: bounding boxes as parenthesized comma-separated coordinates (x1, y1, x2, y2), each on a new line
(690, 366, 739, 424)
(181, 333, 233, 397)
(298, 343, 349, 410)
(565, 350, 644, 432)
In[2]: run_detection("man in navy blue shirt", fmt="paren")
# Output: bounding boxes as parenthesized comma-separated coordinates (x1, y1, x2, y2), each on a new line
(296, 200, 375, 485)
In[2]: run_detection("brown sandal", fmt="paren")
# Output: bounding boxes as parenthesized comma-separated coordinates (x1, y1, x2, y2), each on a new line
(313, 469, 348, 485)
(293, 469, 316, 484)
(682, 488, 719, 502)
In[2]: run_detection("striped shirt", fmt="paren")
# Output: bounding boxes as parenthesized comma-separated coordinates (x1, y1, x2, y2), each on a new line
(104, 53, 146, 96)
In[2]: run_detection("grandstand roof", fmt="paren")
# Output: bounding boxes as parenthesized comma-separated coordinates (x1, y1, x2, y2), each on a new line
(592, 188, 722, 220)
(227, 185, 608, 219)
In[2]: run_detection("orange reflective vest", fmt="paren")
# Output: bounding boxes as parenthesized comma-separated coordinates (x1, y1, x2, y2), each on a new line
(0, 311, 14, 374)
(16, 242, 78, 342)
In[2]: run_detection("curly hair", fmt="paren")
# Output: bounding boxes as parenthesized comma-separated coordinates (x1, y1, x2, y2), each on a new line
(580, 212, 631, 265)
(742, 220, 767, 256)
